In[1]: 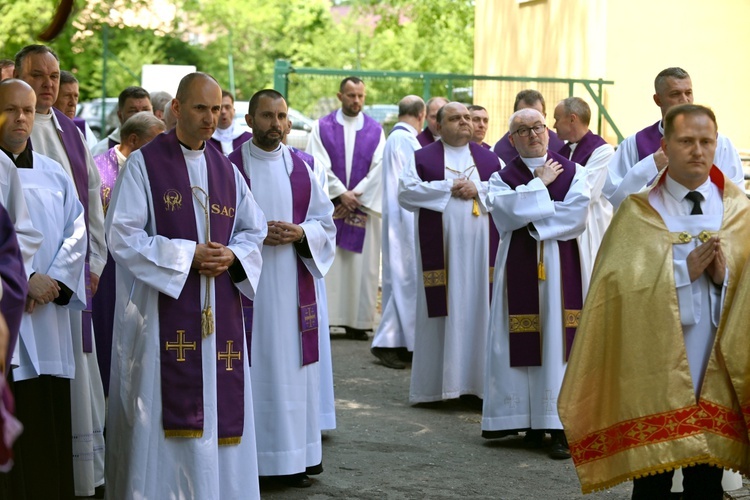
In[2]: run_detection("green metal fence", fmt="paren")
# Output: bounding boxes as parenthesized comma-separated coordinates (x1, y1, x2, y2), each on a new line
(273, 59, 623, 144)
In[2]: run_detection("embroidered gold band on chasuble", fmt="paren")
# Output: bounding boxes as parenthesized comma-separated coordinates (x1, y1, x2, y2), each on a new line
(558, 171, 750, 493)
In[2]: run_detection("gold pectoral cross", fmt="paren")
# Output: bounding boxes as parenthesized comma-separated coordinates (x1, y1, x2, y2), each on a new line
(218, 340, 241, 371)
(166, 330, 197, 361)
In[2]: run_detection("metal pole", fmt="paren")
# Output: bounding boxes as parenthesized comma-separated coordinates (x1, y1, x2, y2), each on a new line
(228, 29, 235, 96)
(101, 24, 108, 138)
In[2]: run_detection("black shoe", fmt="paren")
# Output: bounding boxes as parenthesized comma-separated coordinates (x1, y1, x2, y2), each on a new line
(396, 348, 413, 362)
(523, 429, 546, 449)
(277, 473, 312, 488)
(482, 429, 518, 439)
(306, 462, 323, 475)
(371, 347, 406, 369)
(459, 394, 483, 411)
(344, 327, 370, 341)
(549, 430, 571, 459)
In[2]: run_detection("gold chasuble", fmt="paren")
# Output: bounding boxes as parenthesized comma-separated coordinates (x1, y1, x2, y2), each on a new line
(558, 168, 750, 493)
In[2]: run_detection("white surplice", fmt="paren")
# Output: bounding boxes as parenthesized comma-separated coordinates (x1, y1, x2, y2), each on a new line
(91, 128, 120, 157)
(236, 141, 335, 475)
(604, 123, 744, 209)
(31, 111, 108, 495)
(308, 109, 385, 330)
(399, 141, 493, 402)
(482, 155, 590, 431)
(301, 147, 337, 431)
(212, 123, 250, 155)
(561, 142, 615, 291)
(372, 122, 420, 351)
(104, 145, 266, 499)
(13, 153, 86, 382)
(0, 154, 42, 277)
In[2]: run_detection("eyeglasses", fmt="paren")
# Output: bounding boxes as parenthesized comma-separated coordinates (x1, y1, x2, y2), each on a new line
(512, 124, 547, 137)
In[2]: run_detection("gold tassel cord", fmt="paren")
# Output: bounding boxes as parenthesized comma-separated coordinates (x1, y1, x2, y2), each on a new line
(191, 186, 215, 337)
(472, 199, 480, 216)
(537, 241, 546, 281)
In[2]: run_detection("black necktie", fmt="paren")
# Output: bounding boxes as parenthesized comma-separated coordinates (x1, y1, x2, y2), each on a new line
(684, 191, 703, 215)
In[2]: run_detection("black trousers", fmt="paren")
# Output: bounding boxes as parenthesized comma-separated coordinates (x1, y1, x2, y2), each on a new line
(0, 375, 75, 500)
(631, 464, 723, 500)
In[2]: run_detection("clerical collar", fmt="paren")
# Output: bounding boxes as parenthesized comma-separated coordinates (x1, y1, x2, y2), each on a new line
(520, 154, 548, 171)
(0, 145, 33, 168)
(248, 140, 283, 161)
(442, 141, 469, 153)
(213, 124, 234, 142)
(114, 145, 128, 168)
(177, 138, 205, 151)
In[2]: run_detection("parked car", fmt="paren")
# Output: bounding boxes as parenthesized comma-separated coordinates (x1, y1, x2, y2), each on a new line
(77, 97, 119, 140)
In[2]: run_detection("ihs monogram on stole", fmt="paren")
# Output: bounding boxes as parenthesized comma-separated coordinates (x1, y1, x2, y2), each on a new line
(163, 189, 183, 211)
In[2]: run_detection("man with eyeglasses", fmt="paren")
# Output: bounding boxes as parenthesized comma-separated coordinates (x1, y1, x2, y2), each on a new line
(398, 101, 501, 406)
(481, 108, 590, 460)
(604, 67, 744, 208)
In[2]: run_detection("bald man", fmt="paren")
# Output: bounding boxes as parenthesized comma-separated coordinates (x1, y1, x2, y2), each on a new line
(104, 72, 266, 499)
(0, 78, 88, 498)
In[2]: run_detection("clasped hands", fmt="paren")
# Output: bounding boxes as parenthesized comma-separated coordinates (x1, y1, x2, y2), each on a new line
(333, 190, 362, 219)
(687, 237, 725, 285)
(192, 241, 236, 277)
(264, 221, 304, 247)
(451, 178, 478, 200)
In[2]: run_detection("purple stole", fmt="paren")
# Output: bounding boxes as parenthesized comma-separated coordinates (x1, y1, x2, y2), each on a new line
(558, 130, 608, 165)
(228, 145, 320, 366)
(72, 117, 87, 137)
(414, 141, 501, 317)
(493, 130, 566, 166)
(635, 121, 663, 161)
(142, 130, 244, 444)
(0, 204, 27, 374)
(51, 108, 94, 353)
(209, 131, 253, 153)
(499, 151, 583, 367)
(416, 127, 436, 147)
(318, 111, 382, 253)
(289, 145, 315, 170)
(108, 137, 118, 149)
(480, 142, 491, 150)
(92, 148, 120, 395)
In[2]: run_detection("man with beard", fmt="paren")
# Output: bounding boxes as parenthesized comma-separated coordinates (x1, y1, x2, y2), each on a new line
(308, 77, 385, 340)
(229, 89, 335, 487)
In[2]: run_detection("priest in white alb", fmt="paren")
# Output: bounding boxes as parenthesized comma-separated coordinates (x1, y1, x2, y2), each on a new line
(370, 95, 425, 370)
(229, 89, 335, 488)
(104, 73, 266, 499)
(307, 77, 385, 340)
(399, 102, 501, 403)
(481, 108, 590, 460)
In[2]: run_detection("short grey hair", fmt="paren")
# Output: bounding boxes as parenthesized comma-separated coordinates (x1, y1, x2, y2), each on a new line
(149, 91, 173, 114)
(559, 97, 591, 126)
(654, 67, 690, 95)
(120, 111, 165, 139)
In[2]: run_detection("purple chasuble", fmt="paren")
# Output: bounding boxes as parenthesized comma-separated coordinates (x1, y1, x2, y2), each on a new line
(289, 145, 315, 171)
(499, 150, 583, 367)
(493, 130, 565, 166)
(416, 127, 436, 148)
(141, 130, 245, 444)
(414, 141, 501, 317)
(229, 145, 320, 366)
(635, 120, 663, 161)
(318, 111, 381, 253)
(0, 204, 27, 374)
(558, 130, 608, 165)
(92, 147, 120, 395)
(72, 117, 87, 137)
(51, 108, 94, 353)
(480, 142, 491, 150)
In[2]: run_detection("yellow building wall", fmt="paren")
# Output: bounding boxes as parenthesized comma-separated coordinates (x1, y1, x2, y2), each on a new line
(475, 0, 750, 152)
